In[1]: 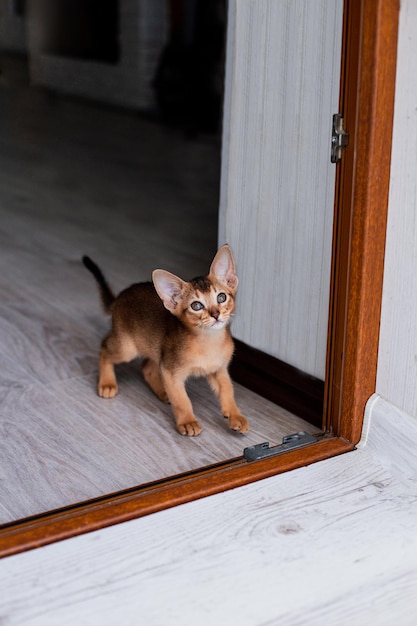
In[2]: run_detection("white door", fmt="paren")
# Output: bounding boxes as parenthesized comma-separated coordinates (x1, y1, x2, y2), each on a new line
(219, 0, 344, 379)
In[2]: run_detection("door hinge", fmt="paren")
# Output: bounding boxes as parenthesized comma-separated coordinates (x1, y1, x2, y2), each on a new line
(331, 113, 349, 163)
(243, 431, 320, 462)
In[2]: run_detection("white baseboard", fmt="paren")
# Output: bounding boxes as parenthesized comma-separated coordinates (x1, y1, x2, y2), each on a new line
(359, 393, 417, 488)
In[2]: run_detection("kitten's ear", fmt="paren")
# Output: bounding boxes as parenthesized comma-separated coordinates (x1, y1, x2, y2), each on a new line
(152, 270, 187, 312)
(210, 245, 238, 291)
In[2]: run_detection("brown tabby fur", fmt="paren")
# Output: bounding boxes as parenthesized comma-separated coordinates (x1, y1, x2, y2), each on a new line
(82, 245, 249, 436)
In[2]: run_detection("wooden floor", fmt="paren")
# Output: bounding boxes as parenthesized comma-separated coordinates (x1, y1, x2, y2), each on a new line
(0, 56, 315, 523)
(2, 396, 417, 625)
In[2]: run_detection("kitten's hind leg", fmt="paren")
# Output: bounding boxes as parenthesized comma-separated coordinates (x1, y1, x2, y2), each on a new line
(141, 358, 169, 403)
(98, 333, 138, 398)
(208, 368, 250, 433)
(98, 344, 118, 398)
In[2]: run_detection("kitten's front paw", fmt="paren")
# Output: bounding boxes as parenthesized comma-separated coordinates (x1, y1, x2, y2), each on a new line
(98, 383, 118, 399)
(177, 420, 202, 436)
(227, 413, 250, 433)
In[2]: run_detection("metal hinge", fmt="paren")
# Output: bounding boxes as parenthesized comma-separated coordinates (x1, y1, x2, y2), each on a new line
(331, 113, 349, 163)
(243, 431, 320, 462)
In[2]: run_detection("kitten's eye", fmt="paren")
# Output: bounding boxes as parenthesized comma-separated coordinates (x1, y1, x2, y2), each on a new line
(217, 292, 227, 304)
(191, 301, 204, 311)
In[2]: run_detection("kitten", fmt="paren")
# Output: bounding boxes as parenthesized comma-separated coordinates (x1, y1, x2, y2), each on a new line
(82, 245, 249, 436)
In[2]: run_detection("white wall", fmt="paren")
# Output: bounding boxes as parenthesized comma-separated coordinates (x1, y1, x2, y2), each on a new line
(219, 0, 343, 379)
(376, 0, 417, 419)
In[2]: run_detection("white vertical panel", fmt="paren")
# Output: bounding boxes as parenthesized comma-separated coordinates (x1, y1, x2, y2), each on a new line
(220, 0, 343, 378)
(377, 0, 417, 418)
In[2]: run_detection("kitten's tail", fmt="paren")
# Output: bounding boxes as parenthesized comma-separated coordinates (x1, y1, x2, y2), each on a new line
(82, 256, 116, 314)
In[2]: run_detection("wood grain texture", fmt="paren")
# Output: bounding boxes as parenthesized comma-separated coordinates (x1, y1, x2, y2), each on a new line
(1, 426, 416, 624)
(324, 0, 399, 443)
(0, 438, 352, 557)
(0, 4, 395, 556)
(0, 55, 315, 523)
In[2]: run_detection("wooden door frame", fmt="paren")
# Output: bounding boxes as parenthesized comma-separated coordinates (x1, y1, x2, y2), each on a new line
(0, 0, 399, 557)
(324, 0, 399, 442)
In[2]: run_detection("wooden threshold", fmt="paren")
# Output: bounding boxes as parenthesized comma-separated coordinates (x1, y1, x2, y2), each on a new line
(0, 436, 353, 558)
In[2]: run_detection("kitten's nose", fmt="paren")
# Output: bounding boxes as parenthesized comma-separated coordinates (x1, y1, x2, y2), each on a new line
(211, 309, 220, 320)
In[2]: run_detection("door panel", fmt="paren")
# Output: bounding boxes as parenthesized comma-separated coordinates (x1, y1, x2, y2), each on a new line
(219, 0, 343, 379)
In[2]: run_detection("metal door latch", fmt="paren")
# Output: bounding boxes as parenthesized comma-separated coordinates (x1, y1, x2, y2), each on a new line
(331, 113, 349, 163)
(243, 431, 320, 462)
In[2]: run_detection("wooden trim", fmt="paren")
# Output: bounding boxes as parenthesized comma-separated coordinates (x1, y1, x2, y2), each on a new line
(231, 340, 324, 428)
(0, 0, 400, 557)
(324, 0, 399, 443)
(0, 436, 353, 558)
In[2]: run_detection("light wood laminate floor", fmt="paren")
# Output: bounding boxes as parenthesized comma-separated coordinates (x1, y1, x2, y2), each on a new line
(2, 399, 417, 625)
(0, 56, 315, 523)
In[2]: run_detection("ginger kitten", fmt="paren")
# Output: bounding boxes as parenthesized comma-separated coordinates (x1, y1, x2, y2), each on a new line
(82, 245, 249, 436)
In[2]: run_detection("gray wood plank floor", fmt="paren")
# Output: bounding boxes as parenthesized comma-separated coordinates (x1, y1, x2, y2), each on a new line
(0, 56, 316, 523)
